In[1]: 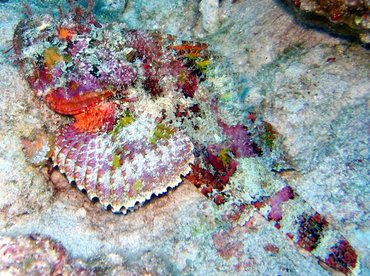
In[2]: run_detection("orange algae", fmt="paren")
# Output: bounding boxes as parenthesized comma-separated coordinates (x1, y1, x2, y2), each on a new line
(57, 27, 76, 41)
(43, 47, 64, 69)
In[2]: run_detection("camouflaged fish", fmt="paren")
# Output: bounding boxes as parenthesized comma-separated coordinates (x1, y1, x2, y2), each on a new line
(13, 1, 208, 213)
(14, 2, 359, 274)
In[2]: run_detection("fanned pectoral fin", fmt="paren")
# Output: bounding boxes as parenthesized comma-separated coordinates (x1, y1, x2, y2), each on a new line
(72, 102, 116, 133)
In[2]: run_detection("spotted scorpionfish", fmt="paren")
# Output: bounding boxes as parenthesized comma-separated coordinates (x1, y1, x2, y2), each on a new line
(13, 1, 232, 213)
(15, 0, 265, 222)
(13, 2, 360, 273)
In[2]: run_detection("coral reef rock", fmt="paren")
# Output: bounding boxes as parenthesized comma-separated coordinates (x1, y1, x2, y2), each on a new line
(0, 235, 88, 275)
(282, 0, 370, 43)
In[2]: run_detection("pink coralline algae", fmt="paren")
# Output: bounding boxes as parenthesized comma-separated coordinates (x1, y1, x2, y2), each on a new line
(266, 186, 295, 223)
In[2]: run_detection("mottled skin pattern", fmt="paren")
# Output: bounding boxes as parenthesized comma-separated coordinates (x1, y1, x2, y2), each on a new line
(14, 1, 359, 274)
(13, 2, 201, 213)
